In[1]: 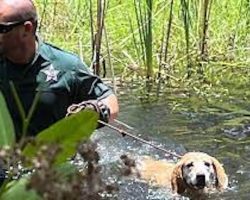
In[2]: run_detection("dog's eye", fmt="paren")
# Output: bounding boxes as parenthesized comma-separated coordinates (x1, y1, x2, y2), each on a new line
(204, 162, 211, 167)
(186, 162, 193, 168)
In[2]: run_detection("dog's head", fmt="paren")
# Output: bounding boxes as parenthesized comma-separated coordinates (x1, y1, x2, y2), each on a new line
(171, 152, 228, 194)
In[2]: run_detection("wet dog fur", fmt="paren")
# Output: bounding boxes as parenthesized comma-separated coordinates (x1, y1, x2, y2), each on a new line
(136, 152, 228, 199)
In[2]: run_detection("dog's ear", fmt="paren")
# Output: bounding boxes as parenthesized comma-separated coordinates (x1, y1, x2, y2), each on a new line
(211, 156, 228, 190)
(171, 162, 186, 194)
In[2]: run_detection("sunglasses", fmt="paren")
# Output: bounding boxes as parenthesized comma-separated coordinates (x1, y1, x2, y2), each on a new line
(0, 18, 33, 34)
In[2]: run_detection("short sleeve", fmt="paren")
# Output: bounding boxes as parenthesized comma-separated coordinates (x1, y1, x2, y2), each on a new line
(71, 59, 113, 103)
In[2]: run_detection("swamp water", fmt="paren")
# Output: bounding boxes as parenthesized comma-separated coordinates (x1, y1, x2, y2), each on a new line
(92, 82, 250, 200)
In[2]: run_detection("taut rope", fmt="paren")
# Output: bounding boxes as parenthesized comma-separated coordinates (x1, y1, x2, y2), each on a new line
(98, 120, 182, 159)
(67, 103, 182, 159)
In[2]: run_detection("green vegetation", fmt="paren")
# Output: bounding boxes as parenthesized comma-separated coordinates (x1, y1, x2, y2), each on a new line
(0, 0, 249, 198)
(35, 0, 249, 96)
(0, 93, 15, 147)
(0, 90, 99, 199)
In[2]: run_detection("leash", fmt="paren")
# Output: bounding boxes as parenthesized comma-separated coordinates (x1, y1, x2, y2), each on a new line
(98, 120, 182, 159)
(67, 102, 182, 159)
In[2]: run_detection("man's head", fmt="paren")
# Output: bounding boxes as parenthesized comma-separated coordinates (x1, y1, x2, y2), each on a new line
(0, 0, 37, 62)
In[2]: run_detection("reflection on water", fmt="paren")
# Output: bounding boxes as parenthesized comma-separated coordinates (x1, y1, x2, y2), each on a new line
(92, 82, 250, 200)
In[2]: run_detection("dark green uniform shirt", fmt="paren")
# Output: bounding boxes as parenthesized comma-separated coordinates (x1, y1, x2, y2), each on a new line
(0, 38, 112, 139)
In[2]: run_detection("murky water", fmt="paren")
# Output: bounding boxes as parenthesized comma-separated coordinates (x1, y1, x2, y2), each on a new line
(92, 82, 250, 200)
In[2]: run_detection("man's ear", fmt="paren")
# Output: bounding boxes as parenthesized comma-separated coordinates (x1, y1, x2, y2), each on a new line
(23, 21, 33, 36)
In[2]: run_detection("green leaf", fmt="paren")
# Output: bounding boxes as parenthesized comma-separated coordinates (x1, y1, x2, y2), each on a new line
(23, 110, 98, 165)
(0, 178, 41, 200)
(0, 92, 15, 147)
(55, 162, 79, 180)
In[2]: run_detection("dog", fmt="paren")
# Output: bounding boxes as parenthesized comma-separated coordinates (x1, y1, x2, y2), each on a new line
(137, 152, 228, 199)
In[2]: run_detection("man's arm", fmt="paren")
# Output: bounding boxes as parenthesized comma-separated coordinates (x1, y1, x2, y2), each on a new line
(99, 93, 119, 121)
(69, 59, 119, 123)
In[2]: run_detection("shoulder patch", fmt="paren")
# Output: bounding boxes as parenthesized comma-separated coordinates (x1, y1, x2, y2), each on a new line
(41, 64, 60, 82)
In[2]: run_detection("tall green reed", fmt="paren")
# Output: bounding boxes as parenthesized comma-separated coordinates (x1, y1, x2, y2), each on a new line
(180, 0, 192, 77)
(90, 0, 107, 76)
(36, 0, 250, 90)
(37, 0, 49, 31)
(158, 0, 174, 80)
(197, 0, 213, 75)
(199, 0, 211, 60)
(133, 0, 154, 79)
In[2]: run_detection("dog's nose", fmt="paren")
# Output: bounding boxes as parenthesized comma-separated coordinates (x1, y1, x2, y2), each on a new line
(196, 174, 206, 188)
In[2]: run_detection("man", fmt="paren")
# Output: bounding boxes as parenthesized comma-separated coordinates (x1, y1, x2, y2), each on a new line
(0, 0, 119, 140)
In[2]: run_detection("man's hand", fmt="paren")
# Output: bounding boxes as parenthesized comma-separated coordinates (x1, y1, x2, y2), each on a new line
(66, 100, 110, 126)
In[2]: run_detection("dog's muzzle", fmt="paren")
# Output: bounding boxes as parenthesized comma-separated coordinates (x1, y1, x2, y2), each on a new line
(195, 174, 206, 189)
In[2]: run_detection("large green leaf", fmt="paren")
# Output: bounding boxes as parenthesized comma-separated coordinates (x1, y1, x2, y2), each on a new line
(0, 92, 15, 147)
(23, 110, 98, 165)
(55, 162, 78, 180)
(0, 178, 41, 200)
(0, 163, 78, 199)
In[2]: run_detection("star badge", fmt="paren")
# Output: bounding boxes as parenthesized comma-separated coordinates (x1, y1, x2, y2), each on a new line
(41, 64, 60, 82)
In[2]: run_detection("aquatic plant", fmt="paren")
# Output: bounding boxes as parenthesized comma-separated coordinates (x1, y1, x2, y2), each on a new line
(34, 0, 249, 94)
(0, 91, 104, 199)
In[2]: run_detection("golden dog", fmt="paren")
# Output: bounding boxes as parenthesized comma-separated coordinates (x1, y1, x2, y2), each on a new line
(137, 152, 228, 199)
